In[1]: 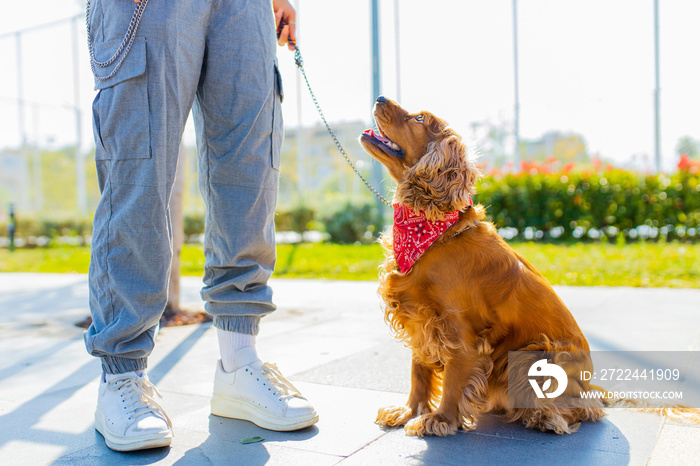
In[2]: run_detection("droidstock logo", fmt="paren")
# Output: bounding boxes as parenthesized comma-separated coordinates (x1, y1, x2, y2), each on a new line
(528, 359, 568, 399)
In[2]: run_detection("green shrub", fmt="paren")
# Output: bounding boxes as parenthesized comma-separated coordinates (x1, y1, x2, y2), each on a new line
(184, 214, 205, 238)
(0, 216, 93, 240)
(322, 202, 383, 244)
(275, 206, 316, 232)
(475, 170, 700, 241)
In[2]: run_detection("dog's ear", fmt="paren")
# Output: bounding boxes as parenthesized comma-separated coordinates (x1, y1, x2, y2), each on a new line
(397, 133, 481, 221)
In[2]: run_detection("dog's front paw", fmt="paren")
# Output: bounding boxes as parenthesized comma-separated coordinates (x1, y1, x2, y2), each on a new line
(405, 412, 459, 437)
(376, 405, 414, 427)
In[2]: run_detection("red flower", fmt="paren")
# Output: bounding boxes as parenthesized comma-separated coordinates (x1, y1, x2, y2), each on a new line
(678, 154, 700, 173)
(561, 162, 575, 174)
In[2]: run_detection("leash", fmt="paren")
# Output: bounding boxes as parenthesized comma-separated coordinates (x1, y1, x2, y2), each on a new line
(284, 33, 392, 206)
(443, 206, 480, 240)
(447, 220, 480, 239)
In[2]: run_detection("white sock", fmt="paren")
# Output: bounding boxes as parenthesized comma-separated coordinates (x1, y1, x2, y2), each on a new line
(217, 328, 256, 373)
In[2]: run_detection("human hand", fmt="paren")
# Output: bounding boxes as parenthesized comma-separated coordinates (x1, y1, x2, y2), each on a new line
(273, 0, 297, 51)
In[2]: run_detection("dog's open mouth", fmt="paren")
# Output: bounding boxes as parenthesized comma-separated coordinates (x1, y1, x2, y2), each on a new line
(361, 125, 404, 158)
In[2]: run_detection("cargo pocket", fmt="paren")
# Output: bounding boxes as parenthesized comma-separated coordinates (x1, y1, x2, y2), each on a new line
(91, 37, 151, 160)
(271, 61, 284, 170)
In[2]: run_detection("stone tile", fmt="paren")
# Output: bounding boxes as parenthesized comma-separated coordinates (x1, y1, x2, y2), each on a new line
(150, 321, 395, 398)
(0, 383, 101, 464)
(0, 337, 78, 385)
(165, 382, 405, 458)
(555, 286, 700, 352)
(49, 382, 402, 465)
(339, 405, 664, 466)
(648, 423, 700, 466)
(147, 323, 218, 397)
(603, 409, 664, 466)
(339, 428, 632, 466)
(171, 430, 344, 466)
(0, 338, 99, 402)
(294, 339, 412, 394)
(1, 274, 699, 465)
(0, 273, 89, 338)
(54, 426, 344, 466)
(2, 440, 69, 466)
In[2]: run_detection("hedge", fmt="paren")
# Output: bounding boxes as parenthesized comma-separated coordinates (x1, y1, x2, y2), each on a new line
(2, 170, 698, 244)
(321, 202, 383, 244)
(0, 217, 92, 241)
(475, 170, 700, 241)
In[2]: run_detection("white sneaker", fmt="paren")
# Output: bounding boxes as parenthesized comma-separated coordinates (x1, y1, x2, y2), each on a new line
(211, 347, 319, 431)
(95, 371, 173, 451)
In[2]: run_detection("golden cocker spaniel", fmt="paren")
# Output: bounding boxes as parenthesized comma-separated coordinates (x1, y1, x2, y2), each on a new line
(360, 97, 605, 437)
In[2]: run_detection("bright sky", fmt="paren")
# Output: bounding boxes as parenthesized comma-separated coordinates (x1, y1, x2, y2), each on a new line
(0, 0, 698, 170)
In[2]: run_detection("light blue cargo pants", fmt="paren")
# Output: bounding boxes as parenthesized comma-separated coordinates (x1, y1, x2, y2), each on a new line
(84, 0, 283, 374)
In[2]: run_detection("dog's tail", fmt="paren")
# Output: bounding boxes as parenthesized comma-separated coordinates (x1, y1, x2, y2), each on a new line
(590, 384, 700, 424)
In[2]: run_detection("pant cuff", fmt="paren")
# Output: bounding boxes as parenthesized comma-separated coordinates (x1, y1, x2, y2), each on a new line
(213, 315, 261, 335)
(101, 356, 148, 375)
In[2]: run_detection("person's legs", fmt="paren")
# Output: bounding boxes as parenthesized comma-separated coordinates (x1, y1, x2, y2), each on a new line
(193, 0, 280, 355)
(85, 0, 207, 449)
(194, 1, 280, 332)
(193, 0, 316, 430)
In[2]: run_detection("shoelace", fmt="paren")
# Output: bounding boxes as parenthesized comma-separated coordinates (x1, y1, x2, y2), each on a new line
(109, 375, 173, 428)
(250, 363, 305, 401)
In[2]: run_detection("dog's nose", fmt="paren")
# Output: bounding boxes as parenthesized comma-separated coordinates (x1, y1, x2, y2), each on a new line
(376, 96, 386, 103)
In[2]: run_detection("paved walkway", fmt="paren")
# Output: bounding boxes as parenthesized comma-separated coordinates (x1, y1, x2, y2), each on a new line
(0, 273, 698, 465)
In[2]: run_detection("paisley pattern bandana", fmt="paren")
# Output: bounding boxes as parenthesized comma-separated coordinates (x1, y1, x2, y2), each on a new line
(393, 203, 462, 274)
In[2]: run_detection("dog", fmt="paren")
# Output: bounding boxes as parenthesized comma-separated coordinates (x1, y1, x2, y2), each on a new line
(359, 97, 605, 437)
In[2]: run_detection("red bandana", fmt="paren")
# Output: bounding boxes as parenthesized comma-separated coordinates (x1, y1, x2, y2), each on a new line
(393, 203, 462, 274)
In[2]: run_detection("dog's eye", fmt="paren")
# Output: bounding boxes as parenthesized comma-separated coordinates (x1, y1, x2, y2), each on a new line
(415, 114, 424, 123)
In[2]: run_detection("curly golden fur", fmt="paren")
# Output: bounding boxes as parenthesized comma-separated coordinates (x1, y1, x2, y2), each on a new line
(360, 98, 606, 437)
(396, 125, 480, 221)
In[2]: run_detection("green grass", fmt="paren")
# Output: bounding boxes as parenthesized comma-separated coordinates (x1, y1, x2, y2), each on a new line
(1, 242, 698, 288)
(510, 242, 700, 288)
(274, 243, 384, 281)
(0, 246, 93, 274)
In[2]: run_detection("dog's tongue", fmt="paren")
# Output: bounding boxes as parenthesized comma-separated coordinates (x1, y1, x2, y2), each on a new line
(364, 128, 392, 144)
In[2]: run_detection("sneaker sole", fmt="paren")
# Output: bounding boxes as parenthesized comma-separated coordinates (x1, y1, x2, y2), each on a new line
(95, 410, 173, 452)
(211, 394, 319, 432)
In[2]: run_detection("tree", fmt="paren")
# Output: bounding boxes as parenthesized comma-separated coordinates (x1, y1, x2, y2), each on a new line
(167, 142, 185, 312)
(470, 115, 512, 167)
(676, 136, 700, 159)
(552, 134, 588, 161)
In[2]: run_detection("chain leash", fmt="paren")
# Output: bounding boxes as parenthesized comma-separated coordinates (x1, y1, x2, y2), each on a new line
(290, 41, 391, 206)
(86, 0, 149, 82)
